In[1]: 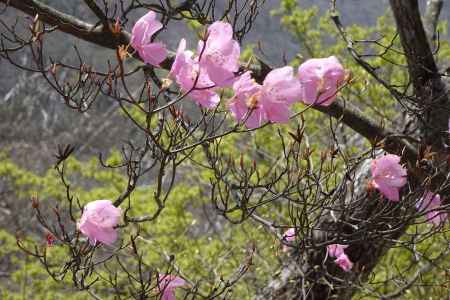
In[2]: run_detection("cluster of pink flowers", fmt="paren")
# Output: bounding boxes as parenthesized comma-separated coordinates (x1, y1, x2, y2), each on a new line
(327, 244, 353, 272)
(130, 11, 347, 128)
(75, 11, 448, 288)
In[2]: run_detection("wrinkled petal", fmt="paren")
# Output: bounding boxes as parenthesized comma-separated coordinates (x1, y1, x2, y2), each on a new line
(263, 66, 295, 86)
(263, 67, 302, 105)
(159, 274, 186, 288)
(427, 211, 448, 226)
(417, 191, 440, 212)
(334, 254, 353, 272)
(158, 275, 186, 300)
(327, 244, 348, 258)
(207, 21, 234, 41)
(77, 200, 121, 245)
(139, 42, 167, 66)
(170, 39, 189, 78)
(298, 56, 345, 106)
(162, 289, 175, 300)
(131, 11, 162, 45)
(229, 97, 266, 128)
(198, 21, 240, 87)
(371, 154, 407, 202)
(262, 100, 291, 124)
(374, 181, 400, 202)
(204, 59, 236, 87)
(130, 11, 167, 67)
(189, 90, 220, 109)
(232, 72, 261, 97)
(417, 191, 447, 226)
(228, 72, 265, 128)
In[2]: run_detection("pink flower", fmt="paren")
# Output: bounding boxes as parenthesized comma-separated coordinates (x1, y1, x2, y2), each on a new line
(327, 244, 348, 258)
(335, 254, 353, 272)
(228, 67, 302, 128)
(282, 228, 296, 252)
(158, 274, 186, 300)
(370, 154, 407, 202)
(297, 56, 345, 106)
(170, 39, 219, 108)
(131, 11, 167, 67)
(77, 200, 121, 245)
(417, 191, 447, 226)
(197, 21, 240, 87)
(46, 233, 56, 247)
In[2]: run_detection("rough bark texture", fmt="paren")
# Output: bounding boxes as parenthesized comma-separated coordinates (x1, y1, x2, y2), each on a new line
(390, 0, 449, 149)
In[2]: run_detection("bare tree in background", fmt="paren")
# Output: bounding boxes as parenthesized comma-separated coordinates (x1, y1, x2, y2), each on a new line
(1, 0, 449, 299)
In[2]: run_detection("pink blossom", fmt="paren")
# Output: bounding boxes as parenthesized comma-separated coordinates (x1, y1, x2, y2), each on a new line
(297, 56, 346, 106)
(417, 191, 447, 226)
(170, 39, 219, 108)
(46, 233, 56, 247)
(327, 244, 348, 258)
(158, 274, 186, 300)
(228, 67, 302, 128)
(197, 21, 240, 87)
(370, 154, 407, 202)
(77, 200, 121, 245)
(282, 228, 296, 252)
(131, 11, 167, 67)
(334, 254, 353, 272)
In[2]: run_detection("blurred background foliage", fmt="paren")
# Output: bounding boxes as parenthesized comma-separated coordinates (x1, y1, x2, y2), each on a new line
(1, 0, 450, 299)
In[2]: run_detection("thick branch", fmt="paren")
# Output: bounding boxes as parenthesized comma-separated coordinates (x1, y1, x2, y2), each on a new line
(0, 0, 130, 49)
(390, 0, 449, 149)
(83, 0, 108, 24)
(424, 0, 444, 43)
(389, 0, 439, 93)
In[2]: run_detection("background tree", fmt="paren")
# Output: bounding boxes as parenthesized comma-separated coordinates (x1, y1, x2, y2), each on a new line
(0, 0, 449, 299)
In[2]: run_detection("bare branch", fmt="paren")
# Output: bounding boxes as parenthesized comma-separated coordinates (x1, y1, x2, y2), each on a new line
(424, 0, 444, 43)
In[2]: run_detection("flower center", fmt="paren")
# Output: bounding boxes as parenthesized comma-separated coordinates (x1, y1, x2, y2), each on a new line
(246, 94, 259, 109)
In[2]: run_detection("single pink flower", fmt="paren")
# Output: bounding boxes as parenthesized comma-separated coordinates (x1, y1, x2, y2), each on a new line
(334, 254, 353, 272)
(327, 244, 348, 258)
(282, 228, 296, 252)
(197, 21, 240, 87)
(158, 274, 187, 300)
(77, 200, 121, 245)
(370, 154, 407, 202)
(170, 38, 219, 108)
(417, 191, 447, 226)
(131, 11, 167, 67)
(228, 67, 302, 128)
(297, 56, 345, 106)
